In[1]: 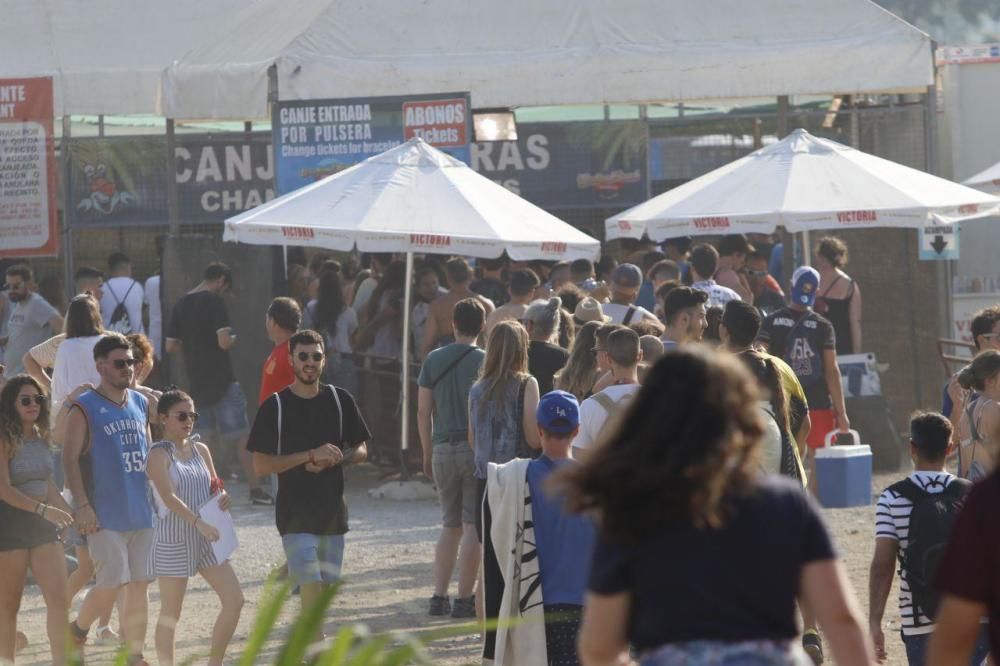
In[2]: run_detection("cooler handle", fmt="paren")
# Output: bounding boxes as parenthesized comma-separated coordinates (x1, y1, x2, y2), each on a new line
(824, 429, 860, 448)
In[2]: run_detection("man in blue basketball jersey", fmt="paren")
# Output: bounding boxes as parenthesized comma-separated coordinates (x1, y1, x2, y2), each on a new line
(63, 333, 154, 665)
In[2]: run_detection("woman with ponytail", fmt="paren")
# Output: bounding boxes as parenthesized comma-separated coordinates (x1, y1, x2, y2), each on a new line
(955, 350, 1000, 481)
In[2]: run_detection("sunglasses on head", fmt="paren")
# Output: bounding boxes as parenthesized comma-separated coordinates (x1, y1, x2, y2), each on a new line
(173, 411, 199, 423)
(18, 395, 46, 407)
(110, 358, 138, 369)
(297, 352, 324, 362)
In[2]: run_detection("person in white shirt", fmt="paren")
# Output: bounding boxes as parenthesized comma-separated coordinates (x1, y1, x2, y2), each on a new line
(600, 264, 658, 326)
(689, 244, 741, 308)
(99, 253, 144, 335)
(868, 412, 989, 665)
(572, 328, 642, 459)
(51, 295, 105, 416)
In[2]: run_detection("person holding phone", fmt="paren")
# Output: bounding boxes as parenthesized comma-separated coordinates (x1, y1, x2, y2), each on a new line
(146, 388, 242, 666)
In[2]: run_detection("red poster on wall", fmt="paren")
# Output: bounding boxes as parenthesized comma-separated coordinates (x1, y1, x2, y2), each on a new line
(0, 77, 59, 257)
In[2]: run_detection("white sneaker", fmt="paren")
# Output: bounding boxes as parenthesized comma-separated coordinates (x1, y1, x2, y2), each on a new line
(94, 626, 120, 646)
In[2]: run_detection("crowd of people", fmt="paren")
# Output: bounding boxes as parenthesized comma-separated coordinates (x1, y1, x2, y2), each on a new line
(0, 230, 996, 666)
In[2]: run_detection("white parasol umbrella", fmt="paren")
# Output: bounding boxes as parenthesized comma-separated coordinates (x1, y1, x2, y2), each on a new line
(964, 160, 1000, 195)
(225, 137, 600, 459)
(607, 129, 1000, 242)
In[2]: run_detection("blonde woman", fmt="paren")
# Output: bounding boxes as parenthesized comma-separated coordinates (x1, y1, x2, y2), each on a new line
(468, 320, 541, 618)
(554, 321, 602, 402)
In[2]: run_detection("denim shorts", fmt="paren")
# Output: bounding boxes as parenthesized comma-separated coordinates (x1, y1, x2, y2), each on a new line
(196, 382, 250, 441)
(281, 533, 345, 585)
(432, 441, 477, 528)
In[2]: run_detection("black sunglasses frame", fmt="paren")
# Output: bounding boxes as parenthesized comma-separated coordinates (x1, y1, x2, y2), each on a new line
(18, 395, 46, 407)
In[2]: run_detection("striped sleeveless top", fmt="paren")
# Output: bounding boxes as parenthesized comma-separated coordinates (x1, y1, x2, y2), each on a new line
(148, 439, 218, 577)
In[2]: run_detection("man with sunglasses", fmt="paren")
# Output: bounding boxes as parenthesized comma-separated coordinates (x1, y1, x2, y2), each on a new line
(63, 333, 155, 665)
(248, 330, 371, 630)
(744, 251, 786, 317)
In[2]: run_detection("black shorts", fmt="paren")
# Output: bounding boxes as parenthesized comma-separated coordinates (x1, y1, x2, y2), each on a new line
(544, 604, 583, 666)
(0, 501, 58, 552)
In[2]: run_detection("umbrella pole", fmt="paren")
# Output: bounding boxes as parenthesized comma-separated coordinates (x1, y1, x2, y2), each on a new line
(398, 251, 415, 479)
(802, 230, 812, 265)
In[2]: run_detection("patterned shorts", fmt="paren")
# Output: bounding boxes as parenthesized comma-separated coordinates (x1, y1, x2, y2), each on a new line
(640, 640, 812, 666)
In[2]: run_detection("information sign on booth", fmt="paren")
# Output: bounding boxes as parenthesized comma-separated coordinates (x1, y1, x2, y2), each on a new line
(273, 93, 472, 195)
(0, 77, 58, 257)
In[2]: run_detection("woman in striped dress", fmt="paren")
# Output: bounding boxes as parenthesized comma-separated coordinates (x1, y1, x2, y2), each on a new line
(146, 389, 244, 666)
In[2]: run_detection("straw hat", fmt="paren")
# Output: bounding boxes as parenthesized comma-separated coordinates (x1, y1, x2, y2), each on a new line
(574, 297, 611, 324)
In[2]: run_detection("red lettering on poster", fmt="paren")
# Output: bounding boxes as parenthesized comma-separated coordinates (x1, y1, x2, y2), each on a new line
(402, 99, 468, 148)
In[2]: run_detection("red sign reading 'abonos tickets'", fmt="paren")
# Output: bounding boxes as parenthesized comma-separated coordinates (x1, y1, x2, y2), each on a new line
(0, 78, 58, 257)
(403, 98, 467, 148)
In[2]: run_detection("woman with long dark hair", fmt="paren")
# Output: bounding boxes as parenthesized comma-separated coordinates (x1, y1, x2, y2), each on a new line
(559, 348, 873, 666)
(356, 260, 407, 365)
(303, 261, 359, 393)
(51, 294, 104, 415)
(0, 376, 74, 664)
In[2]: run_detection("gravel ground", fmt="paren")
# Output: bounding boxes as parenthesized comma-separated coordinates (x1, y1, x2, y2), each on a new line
(16, 465, 913, 665)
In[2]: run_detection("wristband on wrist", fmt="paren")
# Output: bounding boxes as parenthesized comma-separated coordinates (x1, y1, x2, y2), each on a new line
(36, 502, 47, 515)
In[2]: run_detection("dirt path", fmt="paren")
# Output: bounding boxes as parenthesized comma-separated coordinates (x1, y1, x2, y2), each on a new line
(16, 466, 910, 665)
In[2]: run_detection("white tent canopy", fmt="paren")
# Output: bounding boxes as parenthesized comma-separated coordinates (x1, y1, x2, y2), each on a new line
(606, 129, 1000, 241)
(965, 161, 1000, 194)
(0, 0, 264, 115)
(162, 0, 933, 120)
(224, 137, 600, 260)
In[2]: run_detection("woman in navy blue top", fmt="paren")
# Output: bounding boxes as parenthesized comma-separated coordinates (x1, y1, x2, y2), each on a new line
(556, 348, 874, 666)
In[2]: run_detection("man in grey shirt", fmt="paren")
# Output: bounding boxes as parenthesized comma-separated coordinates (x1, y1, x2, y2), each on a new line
(2, 264, 63, 376)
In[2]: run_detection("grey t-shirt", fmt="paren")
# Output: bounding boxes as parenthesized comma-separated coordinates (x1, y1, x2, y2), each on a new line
(417, 343, 485, 446)
(4, 293, 58, 375)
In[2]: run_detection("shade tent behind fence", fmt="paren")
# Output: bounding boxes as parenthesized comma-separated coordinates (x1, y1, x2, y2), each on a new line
(160, 0, 933, 120)
(606, 129, 1000, 241)
(224, 137, 600, 460)
(965, 160, 1000, 195)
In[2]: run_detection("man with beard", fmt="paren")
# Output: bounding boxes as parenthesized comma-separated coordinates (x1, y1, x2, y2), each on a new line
(660, 286, 709, 351)
(2, 264, 63, 376)
(247, 330, 371, 630)
(65, 333, 154, 665)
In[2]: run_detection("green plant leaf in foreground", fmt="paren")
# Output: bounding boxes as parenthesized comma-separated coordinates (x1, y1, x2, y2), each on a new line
(238, 576, 291, 666)
(277, 581, 343, 664)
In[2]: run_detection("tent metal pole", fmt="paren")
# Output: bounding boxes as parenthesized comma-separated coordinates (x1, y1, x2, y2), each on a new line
(398, 251, 415, 477)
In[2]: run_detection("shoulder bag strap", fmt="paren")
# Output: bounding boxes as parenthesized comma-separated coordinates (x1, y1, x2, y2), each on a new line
(328, 385, 343, 442)
(622, 305, 637, 326)
(429, 346, 476, 389)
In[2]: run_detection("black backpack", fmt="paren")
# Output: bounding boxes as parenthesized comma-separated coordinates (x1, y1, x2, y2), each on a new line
(106, 280, 137, 334)
(890, 477, 971, 623)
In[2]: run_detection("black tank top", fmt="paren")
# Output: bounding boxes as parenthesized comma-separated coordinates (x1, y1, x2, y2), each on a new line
(816, 276, 854, 355)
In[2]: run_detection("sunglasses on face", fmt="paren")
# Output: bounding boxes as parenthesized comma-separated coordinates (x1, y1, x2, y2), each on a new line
(745, 270, 769, 278)
(111, 358, 139, 369)
(18, 395, 46, 407)
(297, 352, 324, 362)
(173, 411, 199, 423)
(591, 348, 607, 357)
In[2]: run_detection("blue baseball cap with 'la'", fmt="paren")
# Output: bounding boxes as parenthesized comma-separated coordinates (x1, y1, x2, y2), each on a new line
(536, 390, 580, 434)
(791, 266, 820, 307)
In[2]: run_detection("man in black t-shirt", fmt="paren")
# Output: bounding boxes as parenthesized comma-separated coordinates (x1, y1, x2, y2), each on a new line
(248, 329, 370, 627)
(166, 262, 272, 505)
(758, 267, 850, 664)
